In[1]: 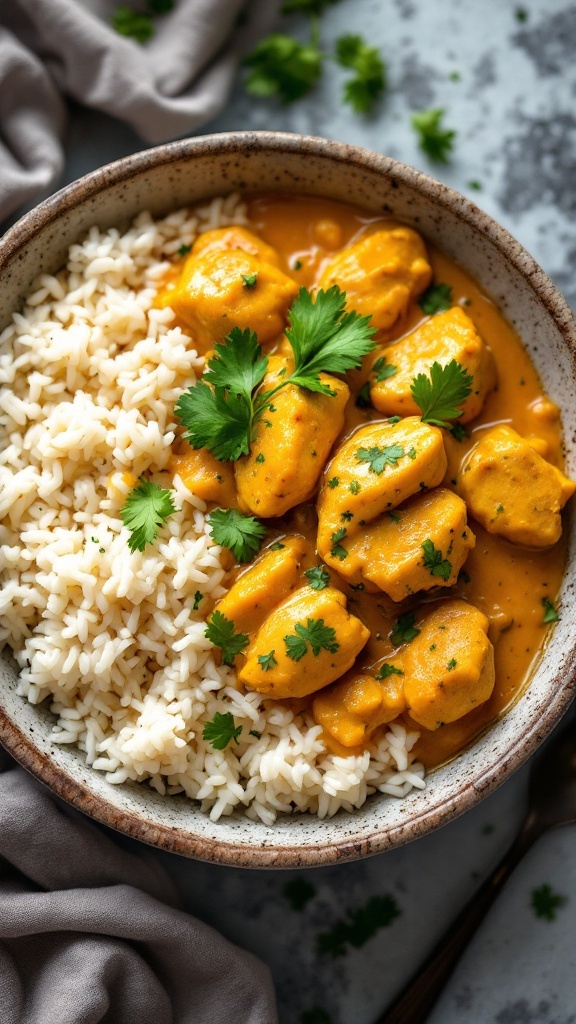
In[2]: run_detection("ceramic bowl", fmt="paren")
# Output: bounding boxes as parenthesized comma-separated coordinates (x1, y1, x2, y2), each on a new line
(1, 131, 575, 868)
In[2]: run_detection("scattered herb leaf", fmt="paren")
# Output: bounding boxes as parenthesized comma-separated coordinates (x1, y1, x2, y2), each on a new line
(330, 527, 348, 560)
(317, 894, 401, 957)
(202, 711, 242, 750)
(411, 108, 456, 163)
(120, 479, 176, 552)
(372, 355, 397, 381)
(244, 34, 323, 103)
(284, 876, 317, 910)
(355, 444, 405, 474)
(376, 663, 404, 679)
(258, 650, 278, 671)
(541, 597, 559, 624)
(421, 538, 452, 581)
(205, 611, 249, 666)
(531, 883, 566, 921)
(284, 618, 340, 661)
(328, 477, 340, 489)
(411, 359, 473, 429)
(242, 272, 258, 288)
(208, 507, 266, 563)
(390, 612, 420, 646)
(177, 243, 192, 257)
(193, 591, 203, 611)
(356, 382, 372, 408)
(111, 6, 154, 41)
(335, 34, 386, 114)
(418, 282, 453, 315)
(304, 566, 331, 590)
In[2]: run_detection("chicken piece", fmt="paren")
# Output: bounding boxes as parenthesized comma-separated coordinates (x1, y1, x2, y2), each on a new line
(457, 425, 576, 547)
(370, 307, 496, 423)
(317, 417, 447, 565)
(318, 226, 432, 334)
(239, 587, 370, 699)
(170, 443, 237, 507)
(312, 657, 406, 749)
(169, 249, 298, 352)
(215, 538, 306, 636)
(403, 600, 495, 730)
(334, 488, 475, 600)
(235, 356, 349, 518)
(190, 226, 281, 267)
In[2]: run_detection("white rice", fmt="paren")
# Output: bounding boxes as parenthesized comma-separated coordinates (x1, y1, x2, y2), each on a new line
(0, 195, 425, 822)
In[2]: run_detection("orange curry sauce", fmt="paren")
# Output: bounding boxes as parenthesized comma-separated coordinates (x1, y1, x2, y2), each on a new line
(167, 194, 568, 771)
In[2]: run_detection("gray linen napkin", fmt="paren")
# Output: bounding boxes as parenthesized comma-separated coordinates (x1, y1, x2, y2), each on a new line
(0, 0, 282, 221)
(0, 748, 278, 1024)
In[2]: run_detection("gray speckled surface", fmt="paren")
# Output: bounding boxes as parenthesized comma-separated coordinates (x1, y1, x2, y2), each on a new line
(6, 0, 576, 1021)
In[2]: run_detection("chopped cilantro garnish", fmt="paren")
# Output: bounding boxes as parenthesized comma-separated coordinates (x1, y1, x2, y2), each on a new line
(330, 527, 348, 560)
(355, 382, 372, 408)
(335, 34, 386, 114)
(447, 658, 457, 671)
(284, 618, 339, 661)
(202, 711, 242, 750)
(327, 476, 340, 489)
(349, 480, 360, 494)
(450, 422, 468, 441)
(175, 288, 375, 461)
(531, 883, 566, 921)
(316, 894, 401, 957)
(120, 479, 175, 552)
(390, 612, 420, 646)
(177, 243, 192, 257)
(375, 663, 403, 679)
(207, 507, 266, 563)
(411, 359, 473, 429)
(244, 34, 322, 103)
(205, 611, 249, 666)
(411, 108, 456, 163)
(270, 541, 285, 550)
(258, 650, 278, 671)
(304, 565, 331, 590)
(372, 355, 397, 381)
(355, 444, 405, 474)
(193, 591, 203, 611)
(242, 272, 258, 288)
(418, 282, 453, 315)
(249, 729, 262, 739)
(421, 538, 452, 581)
(111, 6, 154, 41)
(255, 452, 266, 463)
(541, 597, 559, 623)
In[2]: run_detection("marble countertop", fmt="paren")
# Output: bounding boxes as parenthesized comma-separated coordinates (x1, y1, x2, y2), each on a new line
(12, 0, 576, 1021)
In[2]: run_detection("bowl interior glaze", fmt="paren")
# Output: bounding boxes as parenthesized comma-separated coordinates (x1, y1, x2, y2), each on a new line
(1, 132, 575, 867)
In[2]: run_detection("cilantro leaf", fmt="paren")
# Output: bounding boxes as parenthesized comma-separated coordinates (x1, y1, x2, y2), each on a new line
(355, 382, 372, 408)
(335, 34, 386, 114)
(372, 356, 397, 382)
(242, 272, 258, 288)
(177, 243, 192, 257)
(411, 359, 473, 429)
(111, 6, 154, 41)
(355, 444, 405, 474)
(286, 286, 377, 394)
(421, 538, 452, 581)
(418, 282, 453, 315)
(208, 508, 266, 563)
(284, 618, 340, 661)
(304, 565, 331, 590)
(330, 527, 348, 560)
(120, 479, 175, 552)
(450, 422, 468, 442)
(203, 328, 268, 406)
(258, 650, 278, 671)
(202, 711, 242, 750)
(541, 597, 559, 623)
(174, 382, 253, 462)
(205, 611, 249, 666)
(390, 612, 420, 646)
(244, 34, 323, 103)
(531, 883, 566, 921)
(193, 590, 203, 611)
(411, 108, 456, 163)
(317, 894, 401, 958)
(375, 663, 403, 679)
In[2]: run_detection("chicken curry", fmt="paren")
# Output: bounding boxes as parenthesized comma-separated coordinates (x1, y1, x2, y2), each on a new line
(161, 194, 574, 771)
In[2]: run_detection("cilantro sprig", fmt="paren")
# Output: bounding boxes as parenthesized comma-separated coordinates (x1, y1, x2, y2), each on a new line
(411, 359, 473, 429)
(175, 286, 375, 461)
(335, 34, 386, 114)
(120, 479, 176, 552)
(304, 566, 331, 590)
(202, 711, 242, 750)
(411, 108, 456, 163)
(355, 444, 406, 474)
(390, 612, 420, 646)
(205, 611, 249, 666)
(418, 282, 453, 315)
(421, 539, 452, 581)
(207, 507, 266, 563)
(284, 618, 340, 661)
(541, 597, 559, 624)
(244, 34, 323, 103)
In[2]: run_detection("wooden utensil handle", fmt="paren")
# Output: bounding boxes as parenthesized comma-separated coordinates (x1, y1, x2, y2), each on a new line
(375, 823, 538, 1024)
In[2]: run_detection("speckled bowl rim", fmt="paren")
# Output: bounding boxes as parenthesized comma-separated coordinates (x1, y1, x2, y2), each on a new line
(1, 131, 575, 868)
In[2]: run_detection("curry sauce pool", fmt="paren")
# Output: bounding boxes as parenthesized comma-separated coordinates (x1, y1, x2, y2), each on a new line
(0, 192, 572, 821)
